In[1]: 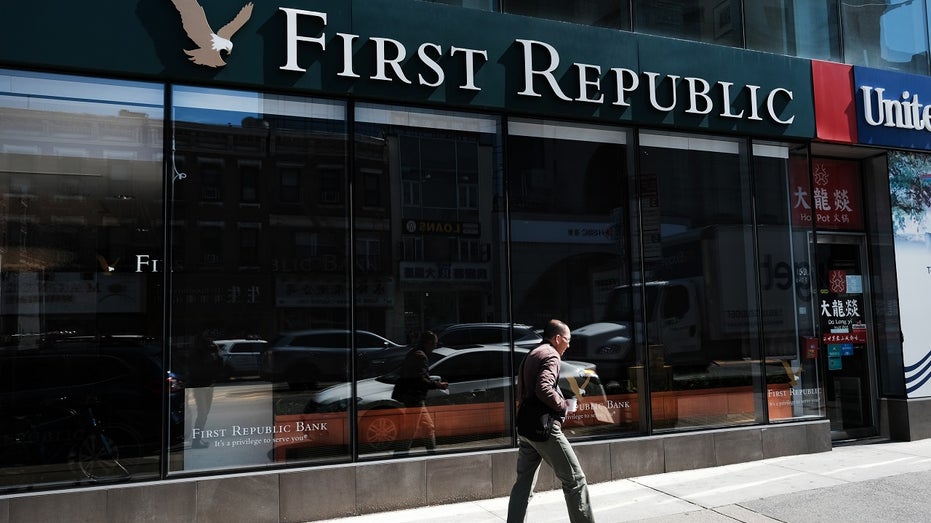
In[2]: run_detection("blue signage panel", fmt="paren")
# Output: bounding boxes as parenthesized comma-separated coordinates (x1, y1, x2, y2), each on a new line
(855, 66, 931, 149)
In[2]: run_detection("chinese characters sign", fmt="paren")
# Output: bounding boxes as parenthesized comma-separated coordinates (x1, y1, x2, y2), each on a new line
(790, 158, 863, 230)
(819, 268, 867, 370)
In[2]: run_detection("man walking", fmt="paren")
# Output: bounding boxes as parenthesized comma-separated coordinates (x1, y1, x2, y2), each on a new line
(507, 319, 595, 523)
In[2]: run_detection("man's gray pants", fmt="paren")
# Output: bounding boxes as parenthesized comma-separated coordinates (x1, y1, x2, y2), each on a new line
(506, 424, 595, 523)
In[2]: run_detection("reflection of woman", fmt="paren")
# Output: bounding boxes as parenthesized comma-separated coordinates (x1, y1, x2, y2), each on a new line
(391, 331, 448, 455)
(186, 333, 221, 449)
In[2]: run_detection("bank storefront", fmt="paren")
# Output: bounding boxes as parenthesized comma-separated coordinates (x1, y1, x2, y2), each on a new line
(0, 0, 924, 520)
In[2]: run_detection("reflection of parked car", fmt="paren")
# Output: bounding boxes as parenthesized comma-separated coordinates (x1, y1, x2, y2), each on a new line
(301, 346, 604, 452)
(260, 330, 407, 390)
(213, 339, 268, 379)
(434, 323, 543, 349)
(0, 336, 184, 484)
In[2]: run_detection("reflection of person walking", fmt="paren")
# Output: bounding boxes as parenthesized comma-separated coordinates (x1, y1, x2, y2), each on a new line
(507, 319, 595, 523)
(391, 331, 448, 455)
(187, 332, 221, 449)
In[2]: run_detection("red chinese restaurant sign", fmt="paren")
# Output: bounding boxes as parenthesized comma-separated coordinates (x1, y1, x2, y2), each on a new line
(790, 158, 863, 230)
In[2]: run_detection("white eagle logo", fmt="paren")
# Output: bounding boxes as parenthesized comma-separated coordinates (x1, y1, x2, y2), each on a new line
(169, 0, 254, 68)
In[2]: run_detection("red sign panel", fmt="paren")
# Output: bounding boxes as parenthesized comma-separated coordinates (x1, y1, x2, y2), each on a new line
(811, 60, 857, 144)
(790, 158, 864, 230)
(828, 270, 847, 293)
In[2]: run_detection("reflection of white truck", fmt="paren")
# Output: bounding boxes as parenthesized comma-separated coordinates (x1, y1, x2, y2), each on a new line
(574, 226, 806, 375)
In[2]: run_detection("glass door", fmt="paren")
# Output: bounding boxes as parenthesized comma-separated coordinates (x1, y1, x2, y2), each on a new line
(815, 234, 878, 440)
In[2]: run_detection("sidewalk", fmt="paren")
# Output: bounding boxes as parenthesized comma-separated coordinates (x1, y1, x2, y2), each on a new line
(316, 438, 931, 522)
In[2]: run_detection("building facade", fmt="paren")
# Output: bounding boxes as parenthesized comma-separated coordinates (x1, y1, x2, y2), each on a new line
(2, 0, 931, 520)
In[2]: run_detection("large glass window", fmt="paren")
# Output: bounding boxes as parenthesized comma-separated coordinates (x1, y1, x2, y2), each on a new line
(503, 0, 629, 29)
(0, 70, 165, 490)
(508, 119, 635, 437)
(754, 142, 824, 422)
(637, 130, 763, 430)
(634, 0, 742, 47)
(745, 0, 842, 61)
(337, 104, 509, 458)
(168, 87, 349, 473)
(842, 0, 930, 75)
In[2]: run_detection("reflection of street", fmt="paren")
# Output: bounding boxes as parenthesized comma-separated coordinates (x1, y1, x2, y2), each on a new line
(183, 382, 274, 471)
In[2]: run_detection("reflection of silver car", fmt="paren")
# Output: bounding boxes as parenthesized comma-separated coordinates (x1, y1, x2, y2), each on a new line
(260, 330, 406, 390)
(306, 346, 604, 452)
(213, 339, 268, 379)
(435, 323, 543, 349)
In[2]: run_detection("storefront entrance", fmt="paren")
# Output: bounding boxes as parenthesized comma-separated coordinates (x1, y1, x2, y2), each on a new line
(815, 234, 878, 440)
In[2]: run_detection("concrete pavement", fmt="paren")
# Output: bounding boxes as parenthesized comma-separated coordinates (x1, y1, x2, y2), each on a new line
(315, 438, 931, 522)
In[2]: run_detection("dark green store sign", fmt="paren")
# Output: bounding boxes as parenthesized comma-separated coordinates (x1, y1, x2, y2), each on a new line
(281, 8, 795, 127)
(0, 0, 815, 138)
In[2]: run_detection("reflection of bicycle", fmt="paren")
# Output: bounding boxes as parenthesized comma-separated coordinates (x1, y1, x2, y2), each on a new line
(71, 404, 132, 481)
(5, 397, 133, 483)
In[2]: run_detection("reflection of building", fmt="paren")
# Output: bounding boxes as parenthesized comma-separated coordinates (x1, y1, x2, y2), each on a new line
(170, 109, 500, 341)
(507, 123, 629, 328)
(0, 103, 163, 338)
(5, 0, 931, 521)
(389, 128, 501, 335)
(170, 115, 355, 339)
